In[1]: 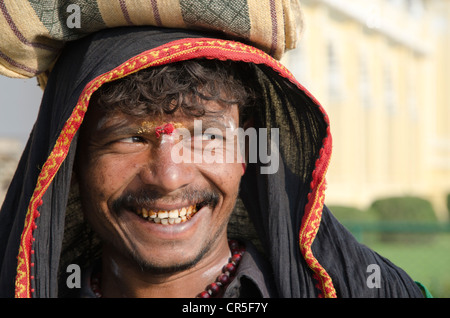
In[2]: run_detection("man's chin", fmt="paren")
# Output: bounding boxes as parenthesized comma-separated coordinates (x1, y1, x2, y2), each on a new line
(126, 240, 212, 275)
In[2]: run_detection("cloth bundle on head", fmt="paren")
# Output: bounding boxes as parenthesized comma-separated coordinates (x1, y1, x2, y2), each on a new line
(0, 0, 301, 86)
(0, 1, 423, 298)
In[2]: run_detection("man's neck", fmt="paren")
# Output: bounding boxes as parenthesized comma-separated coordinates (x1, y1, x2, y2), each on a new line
(98, 239, 232, 298)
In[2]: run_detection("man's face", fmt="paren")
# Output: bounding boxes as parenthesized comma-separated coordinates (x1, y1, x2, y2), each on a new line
(76, 98, 244, 273)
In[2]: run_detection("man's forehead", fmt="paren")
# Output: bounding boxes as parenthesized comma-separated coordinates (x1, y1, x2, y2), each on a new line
(95, 98, 237, 123)
(90, 104, 239, 133)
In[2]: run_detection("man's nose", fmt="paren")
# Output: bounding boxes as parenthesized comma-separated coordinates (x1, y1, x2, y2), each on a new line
(139, 136, 195, 193)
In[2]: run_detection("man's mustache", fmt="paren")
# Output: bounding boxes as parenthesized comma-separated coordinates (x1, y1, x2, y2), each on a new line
(112, 187, 220, 213)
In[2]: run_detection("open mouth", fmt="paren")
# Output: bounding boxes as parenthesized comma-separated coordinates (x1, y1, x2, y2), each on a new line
(134, 201, 208, 225)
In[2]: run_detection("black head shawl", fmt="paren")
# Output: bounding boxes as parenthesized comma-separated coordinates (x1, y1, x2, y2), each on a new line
(0, 27, 423, 298)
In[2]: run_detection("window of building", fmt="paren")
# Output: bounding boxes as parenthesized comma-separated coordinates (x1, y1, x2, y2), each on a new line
(383, 62, 397, 114)
(387, 0, 405, 8)
(358, 50, 372, 108)
(406, 0, 425, 18)
(288, 43, 310, 90)
(327, 41, 343, 101)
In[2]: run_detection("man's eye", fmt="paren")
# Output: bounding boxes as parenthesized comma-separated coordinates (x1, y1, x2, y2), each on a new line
(120, 136, 145, 143)
(201, 133, 222, 141)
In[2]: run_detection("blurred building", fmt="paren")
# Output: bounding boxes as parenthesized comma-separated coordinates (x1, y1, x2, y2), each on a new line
(283, 0, 450, 220)
(0, 138, 21, 205)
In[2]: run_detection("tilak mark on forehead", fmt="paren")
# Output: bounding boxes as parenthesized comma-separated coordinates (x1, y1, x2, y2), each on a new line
(138, 121, 185, 138)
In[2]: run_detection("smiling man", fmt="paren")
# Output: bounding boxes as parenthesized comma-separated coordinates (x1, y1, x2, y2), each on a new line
(0, 3, 426, 298)
(73, 60, 264, 297)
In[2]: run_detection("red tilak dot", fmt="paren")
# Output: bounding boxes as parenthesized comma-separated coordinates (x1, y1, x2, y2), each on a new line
(155, 123, 175, 138)
(163, 123, 174, 134)
(30, 263, 35, 267)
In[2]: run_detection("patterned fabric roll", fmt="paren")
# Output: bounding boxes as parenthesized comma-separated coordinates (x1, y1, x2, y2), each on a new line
(0, 0, 302, 83)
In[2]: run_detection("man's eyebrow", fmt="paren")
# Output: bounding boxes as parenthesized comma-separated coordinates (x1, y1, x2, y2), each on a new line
(95, 116, 142, 137)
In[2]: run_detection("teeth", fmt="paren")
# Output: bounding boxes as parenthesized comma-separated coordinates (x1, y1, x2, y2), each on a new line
(137, 205, 199, 225)
(158, 211, 169, 219)
(168, 210, 178, 218)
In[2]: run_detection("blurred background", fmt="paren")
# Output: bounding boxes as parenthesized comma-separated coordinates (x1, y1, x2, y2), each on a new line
(282, 0, 450, 297)
(0, 0, 449, 297)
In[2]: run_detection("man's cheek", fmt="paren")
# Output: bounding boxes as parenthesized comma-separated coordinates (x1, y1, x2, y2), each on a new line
(80, 162, 116, 202)
(217, 164, 244, 195)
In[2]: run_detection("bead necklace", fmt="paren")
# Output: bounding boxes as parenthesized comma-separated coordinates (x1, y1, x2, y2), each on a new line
(197, 239, 244, 298)
(90, 239, 245, 298)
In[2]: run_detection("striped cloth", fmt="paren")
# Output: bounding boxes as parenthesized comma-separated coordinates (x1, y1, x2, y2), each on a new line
(0, 0, 302, 85)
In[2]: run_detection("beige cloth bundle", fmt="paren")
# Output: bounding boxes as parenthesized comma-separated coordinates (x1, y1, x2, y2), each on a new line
(0, 0, 303, 87)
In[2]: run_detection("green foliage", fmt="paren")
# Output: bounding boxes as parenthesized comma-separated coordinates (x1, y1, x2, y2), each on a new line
(328, 198, 450, 297)
(369, 196, 437, 243)
(447, 193, 450, 215)
(370, 196, 437, 222)
(328, 205, 377, 222)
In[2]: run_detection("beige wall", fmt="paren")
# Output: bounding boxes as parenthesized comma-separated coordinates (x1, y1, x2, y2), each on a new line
(283, 0, 450, 220)
(0, 138, 22, 204)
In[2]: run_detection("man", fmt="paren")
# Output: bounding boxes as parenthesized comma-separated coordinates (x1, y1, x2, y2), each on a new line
(72, 59, 270, 297)
(0, 5, 425, 298)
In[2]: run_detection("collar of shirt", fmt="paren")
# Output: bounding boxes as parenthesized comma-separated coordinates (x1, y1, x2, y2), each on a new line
(223, 240, 277, 298)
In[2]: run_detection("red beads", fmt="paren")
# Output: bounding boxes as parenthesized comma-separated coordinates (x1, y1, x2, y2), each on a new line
(198, 291, 211, 298)
(229, 239, 240, 251)
(196, 239, 245, 298)
(223, 263, 236, 275)
(218, 273, 230, 285)
(231, 253, 242, 263)
(207, 282, 221, 296)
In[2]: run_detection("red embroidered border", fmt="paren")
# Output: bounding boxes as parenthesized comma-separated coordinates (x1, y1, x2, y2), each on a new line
(14, 37, 335, 298)
(299, 133, 335, 298)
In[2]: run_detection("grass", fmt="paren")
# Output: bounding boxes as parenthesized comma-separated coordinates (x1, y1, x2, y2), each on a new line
(364, 233, 450, 297)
